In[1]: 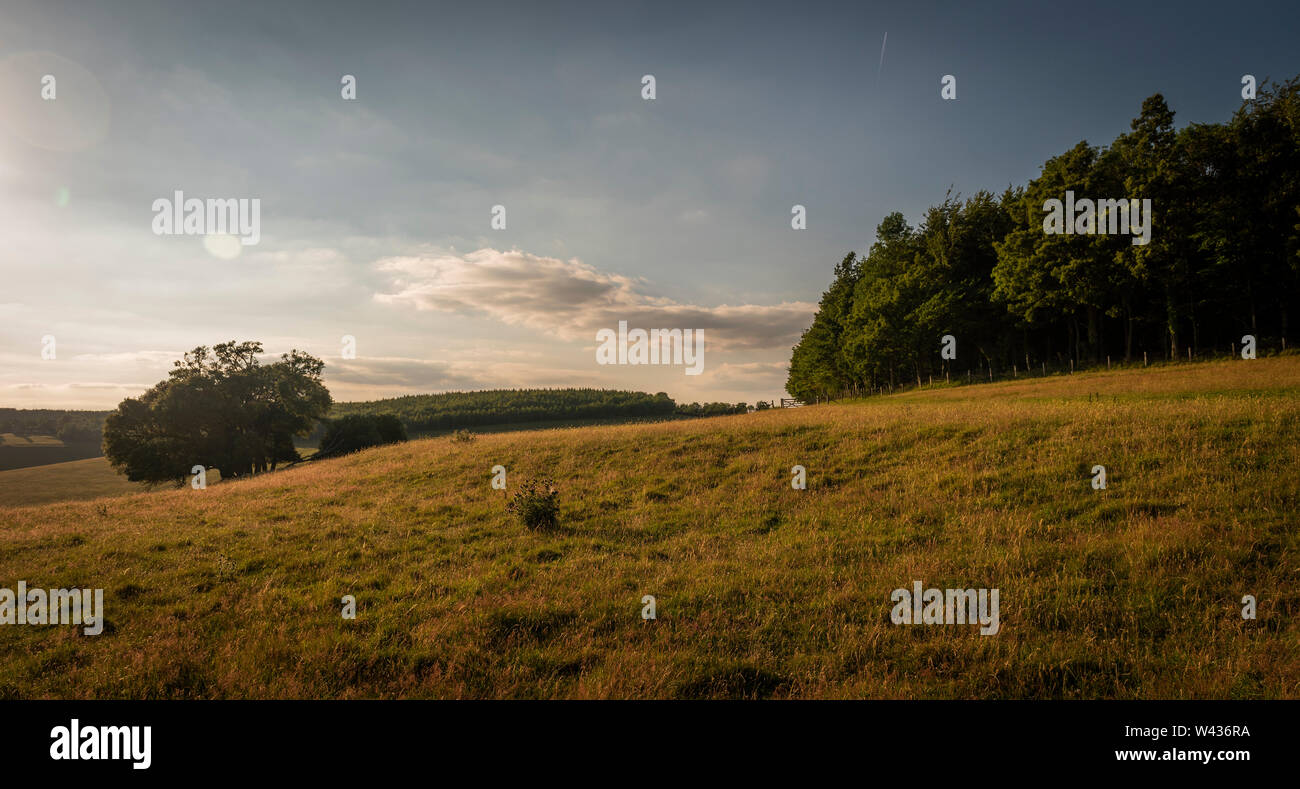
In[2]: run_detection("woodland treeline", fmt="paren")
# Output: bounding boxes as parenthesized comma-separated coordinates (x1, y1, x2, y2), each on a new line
(322, 388, 705, 438)
(787, 79, 1300, 400)
(0, 408, 106, 443)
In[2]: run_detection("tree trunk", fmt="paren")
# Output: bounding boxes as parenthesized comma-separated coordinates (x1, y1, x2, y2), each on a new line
(1166, 288, 1179, 360)
(1123, 297, 1133, 361)
(1087, 305, 1100, 362)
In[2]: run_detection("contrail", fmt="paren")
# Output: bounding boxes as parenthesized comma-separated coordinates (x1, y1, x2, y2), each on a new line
(877, 32, 887, 77)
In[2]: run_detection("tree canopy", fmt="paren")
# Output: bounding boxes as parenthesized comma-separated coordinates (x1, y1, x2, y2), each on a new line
(103, 341, 331, 483)
(788, 79, 1300, 401)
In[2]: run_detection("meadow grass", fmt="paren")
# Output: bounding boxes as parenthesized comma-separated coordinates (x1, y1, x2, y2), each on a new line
(0, 356, 1296, 698)
(0, 458, 144, 507)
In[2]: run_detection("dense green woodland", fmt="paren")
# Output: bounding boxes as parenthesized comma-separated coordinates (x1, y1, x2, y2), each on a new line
(322, 389, 751, 437)
(0, 408, 106, 443)
(787, 79, 1300, 401)
(329, 388, 675, 433)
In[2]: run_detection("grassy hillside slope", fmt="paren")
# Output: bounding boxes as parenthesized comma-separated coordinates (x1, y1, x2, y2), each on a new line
(0, 457, 144, 507)
(0, 357, 1297, 699)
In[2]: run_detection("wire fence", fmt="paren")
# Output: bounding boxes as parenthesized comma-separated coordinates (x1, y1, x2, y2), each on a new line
(801, 342, 1295, 403)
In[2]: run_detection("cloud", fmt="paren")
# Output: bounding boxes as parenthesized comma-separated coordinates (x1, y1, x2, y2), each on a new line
(699, 361, 791, 385)
(326, 356, 489, 390)
(70, 350, 182, 365)
(67, 382, 152, 390)
(322, 354, 609, 401)
(373, 248, 814, 351)
(0, 382, 149, 408)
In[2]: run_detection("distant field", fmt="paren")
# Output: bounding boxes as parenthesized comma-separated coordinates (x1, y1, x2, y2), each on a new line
(0, 453, 292, 509)
(1, 433, 64, 447)
(0, 437, 105, 472)
(0, 357, 1297, 699)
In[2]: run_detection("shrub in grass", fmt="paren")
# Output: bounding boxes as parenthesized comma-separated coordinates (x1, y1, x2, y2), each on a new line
(450, 429, 477, 443)
(506, 478, 560, 531)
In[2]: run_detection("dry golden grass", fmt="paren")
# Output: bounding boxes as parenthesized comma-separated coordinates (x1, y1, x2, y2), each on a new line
(0, 356, 1296, 698)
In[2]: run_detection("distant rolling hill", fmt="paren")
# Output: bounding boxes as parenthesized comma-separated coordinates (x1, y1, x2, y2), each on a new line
(316, 387, 680, 439)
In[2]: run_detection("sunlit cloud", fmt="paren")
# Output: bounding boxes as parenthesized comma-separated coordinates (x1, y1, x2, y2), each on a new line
(374, 248, 815, 351)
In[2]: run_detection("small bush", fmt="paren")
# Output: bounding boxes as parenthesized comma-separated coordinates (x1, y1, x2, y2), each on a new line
(450, 429, 477, 443)
(506, 478, 560, 531)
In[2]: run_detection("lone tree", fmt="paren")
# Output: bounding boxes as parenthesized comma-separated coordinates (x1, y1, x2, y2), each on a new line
(103, 341, 332, 484)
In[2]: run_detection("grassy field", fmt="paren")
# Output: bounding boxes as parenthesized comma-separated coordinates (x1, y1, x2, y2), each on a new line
(0, 457, 144, 507)
(0, 434, 104, 472)
(1, 433, 64, 447)
(0, 357, 1296, 699)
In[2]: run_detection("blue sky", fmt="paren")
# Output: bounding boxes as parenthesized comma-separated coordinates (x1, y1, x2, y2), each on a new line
(2, 0, 1297, 408)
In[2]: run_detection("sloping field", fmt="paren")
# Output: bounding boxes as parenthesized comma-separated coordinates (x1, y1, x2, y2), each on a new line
(0, 437, 105, 472)
(0, 357, 1297, 698)
(0, 457, 143, 507)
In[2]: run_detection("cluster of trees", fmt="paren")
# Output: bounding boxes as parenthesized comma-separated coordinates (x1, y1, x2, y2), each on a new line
(788, 79, 1300, 400)
(316, 414, 406, 458)
(329, 389, 765, 433)
(103, 341, 331, 483)
(0, 408, 106, 443)
(675, 401, 751, 417)
(325, 388, 679, 435)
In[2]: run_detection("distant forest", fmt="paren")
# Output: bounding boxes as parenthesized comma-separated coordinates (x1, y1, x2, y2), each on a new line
(787, 79, 1300, 401)
(0, 408, 106, 443)
(323, 388, 751, 438)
